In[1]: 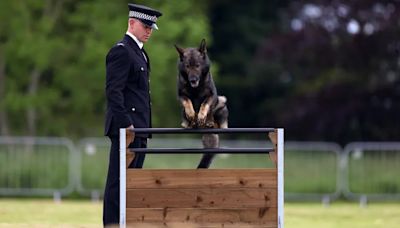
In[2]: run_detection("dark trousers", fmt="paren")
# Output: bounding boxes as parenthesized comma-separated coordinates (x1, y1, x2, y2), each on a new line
(103, 136, 147, 226)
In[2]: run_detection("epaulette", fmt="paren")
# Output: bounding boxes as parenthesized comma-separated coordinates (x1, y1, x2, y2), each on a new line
(117, 42, 125, 47)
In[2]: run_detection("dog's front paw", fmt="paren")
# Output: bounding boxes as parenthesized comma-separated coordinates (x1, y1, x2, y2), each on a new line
(205, 120, 215, 128)
(181, 120, 189, 128)
(197, 116, 207, 127)
(189, 120, 197, 128)
(198, 109, 207, 119)
(182, 118, 197, 128)
(197, 110, 208, 123)
(187, 116, 197, 128)
(185, 110, 196, 122)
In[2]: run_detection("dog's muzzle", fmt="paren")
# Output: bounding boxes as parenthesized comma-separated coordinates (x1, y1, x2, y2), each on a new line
(189, 76, 199, 88)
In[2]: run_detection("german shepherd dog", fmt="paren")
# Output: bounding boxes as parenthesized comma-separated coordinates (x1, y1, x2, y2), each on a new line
(175, 39, 229, 168)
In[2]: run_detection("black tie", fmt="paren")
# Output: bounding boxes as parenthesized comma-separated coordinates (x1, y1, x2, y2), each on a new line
(141, 48, 147, 63)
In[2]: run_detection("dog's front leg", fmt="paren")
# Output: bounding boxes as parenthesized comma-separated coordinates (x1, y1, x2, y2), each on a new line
(180, 97, 196, 127)
(197, 97, 214, 127)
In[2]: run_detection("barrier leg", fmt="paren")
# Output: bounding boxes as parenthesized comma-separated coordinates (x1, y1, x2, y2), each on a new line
(119, 128, 126, 228)
(277, 128, 284, 228)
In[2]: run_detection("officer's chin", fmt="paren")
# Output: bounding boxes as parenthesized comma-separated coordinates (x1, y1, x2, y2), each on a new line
(140, 37, 149, 43)
(143, 37, 149, 42)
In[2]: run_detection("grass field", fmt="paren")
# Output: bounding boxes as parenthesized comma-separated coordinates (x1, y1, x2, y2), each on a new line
(0, 198, 399, 228)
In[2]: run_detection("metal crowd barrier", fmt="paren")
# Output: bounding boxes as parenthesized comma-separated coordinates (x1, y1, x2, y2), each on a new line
(1, 135, 399, 204)
(342, 142, 400, 202)
(0, 137, 77, 197)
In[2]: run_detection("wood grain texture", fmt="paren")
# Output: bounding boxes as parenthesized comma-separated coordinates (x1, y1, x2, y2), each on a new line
(124, 168, 279, 227)
(126, 188, 276, 208)
(126, 208, 277, 226)
(268, 131, 277, 166)
(126, 130, 135, 167)
(124, 222, 277, 228)
(126, 169, 277, 189)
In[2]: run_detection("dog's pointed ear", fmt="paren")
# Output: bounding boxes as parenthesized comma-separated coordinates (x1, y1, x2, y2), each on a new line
(199, 39, 207, 55)
(175, 44, 185, 61)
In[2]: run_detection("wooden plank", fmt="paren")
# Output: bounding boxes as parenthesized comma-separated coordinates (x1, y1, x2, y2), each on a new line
(125, 222, 277, 228)
(126, 169, 277, 189)
(126, 130, 135, 167)
(126, 188, 276, 208)
(126, 208, 277, 226)
(268, 131, 277, 166)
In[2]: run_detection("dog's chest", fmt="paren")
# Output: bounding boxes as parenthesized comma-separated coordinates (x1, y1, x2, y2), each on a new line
(187, 94, 205, 112)
(185, 89, 210, 112)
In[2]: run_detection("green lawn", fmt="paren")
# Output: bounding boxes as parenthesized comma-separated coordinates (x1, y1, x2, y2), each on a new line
(0, 199, 399, 228)
(0, 198, 101, 228)
(285, 202, 400, 228)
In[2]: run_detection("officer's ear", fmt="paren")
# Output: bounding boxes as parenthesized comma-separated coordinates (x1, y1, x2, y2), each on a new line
(128, 18, 136, 28)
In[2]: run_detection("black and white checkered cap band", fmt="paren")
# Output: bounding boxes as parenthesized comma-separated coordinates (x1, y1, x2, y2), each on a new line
(129, 11, 158, 22)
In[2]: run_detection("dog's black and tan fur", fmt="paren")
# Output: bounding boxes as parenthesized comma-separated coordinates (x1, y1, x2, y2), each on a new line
(175, 39, 228, 168)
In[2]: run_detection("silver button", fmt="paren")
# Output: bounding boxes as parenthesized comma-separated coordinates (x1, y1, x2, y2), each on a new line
(140, 67, 144, 71)
(131, 108, 136, 112)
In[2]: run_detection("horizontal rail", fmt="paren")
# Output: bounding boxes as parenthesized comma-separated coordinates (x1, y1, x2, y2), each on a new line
(129, 128, 275, 134)
(128, 148, 274, 154)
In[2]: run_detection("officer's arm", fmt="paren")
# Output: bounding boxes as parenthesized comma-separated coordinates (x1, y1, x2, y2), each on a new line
(105, 45, 132, 128)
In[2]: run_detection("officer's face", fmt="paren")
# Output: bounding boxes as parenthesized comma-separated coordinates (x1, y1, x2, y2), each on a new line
(130, 19, 153, 43)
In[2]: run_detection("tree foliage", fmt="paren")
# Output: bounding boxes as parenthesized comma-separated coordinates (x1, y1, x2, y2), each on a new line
(1, 0, 399, 143)
(207, 0, 289, 128)
(252, 0, 400, 143)
(207, 0, 400, 143)
(0, 0, 210, 137)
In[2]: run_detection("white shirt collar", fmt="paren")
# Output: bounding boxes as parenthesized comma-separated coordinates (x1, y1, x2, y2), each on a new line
(126, 32, 143, 49)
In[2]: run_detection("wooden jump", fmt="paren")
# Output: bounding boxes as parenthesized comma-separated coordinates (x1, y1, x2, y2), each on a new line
(119, 128, 284, 228)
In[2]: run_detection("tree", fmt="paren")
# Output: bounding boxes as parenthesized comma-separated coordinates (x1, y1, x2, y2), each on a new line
(0, 0, 67, 136)
(253, 0, 400, 143)
(0, 0, 211, 137)
(207, 0, 289, 128)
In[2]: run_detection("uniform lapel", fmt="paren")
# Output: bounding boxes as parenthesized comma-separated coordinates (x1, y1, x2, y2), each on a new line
(142, 48, 151, 71)
(124, 35, 150, 71)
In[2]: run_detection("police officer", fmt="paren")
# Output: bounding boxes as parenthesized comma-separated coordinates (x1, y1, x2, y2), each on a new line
(103, 3, 162, 226)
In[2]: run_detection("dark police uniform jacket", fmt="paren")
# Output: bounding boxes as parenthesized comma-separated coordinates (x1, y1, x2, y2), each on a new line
(104, 34, 151, 137)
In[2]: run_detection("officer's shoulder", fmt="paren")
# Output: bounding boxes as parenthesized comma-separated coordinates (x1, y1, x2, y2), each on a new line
(111, 41, 127, 50)
(108, 41, 129, 55)
(115, 42, 125, 47)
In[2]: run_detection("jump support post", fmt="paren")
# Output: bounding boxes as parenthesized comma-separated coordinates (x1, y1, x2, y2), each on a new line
(119, 128, 284, 228)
